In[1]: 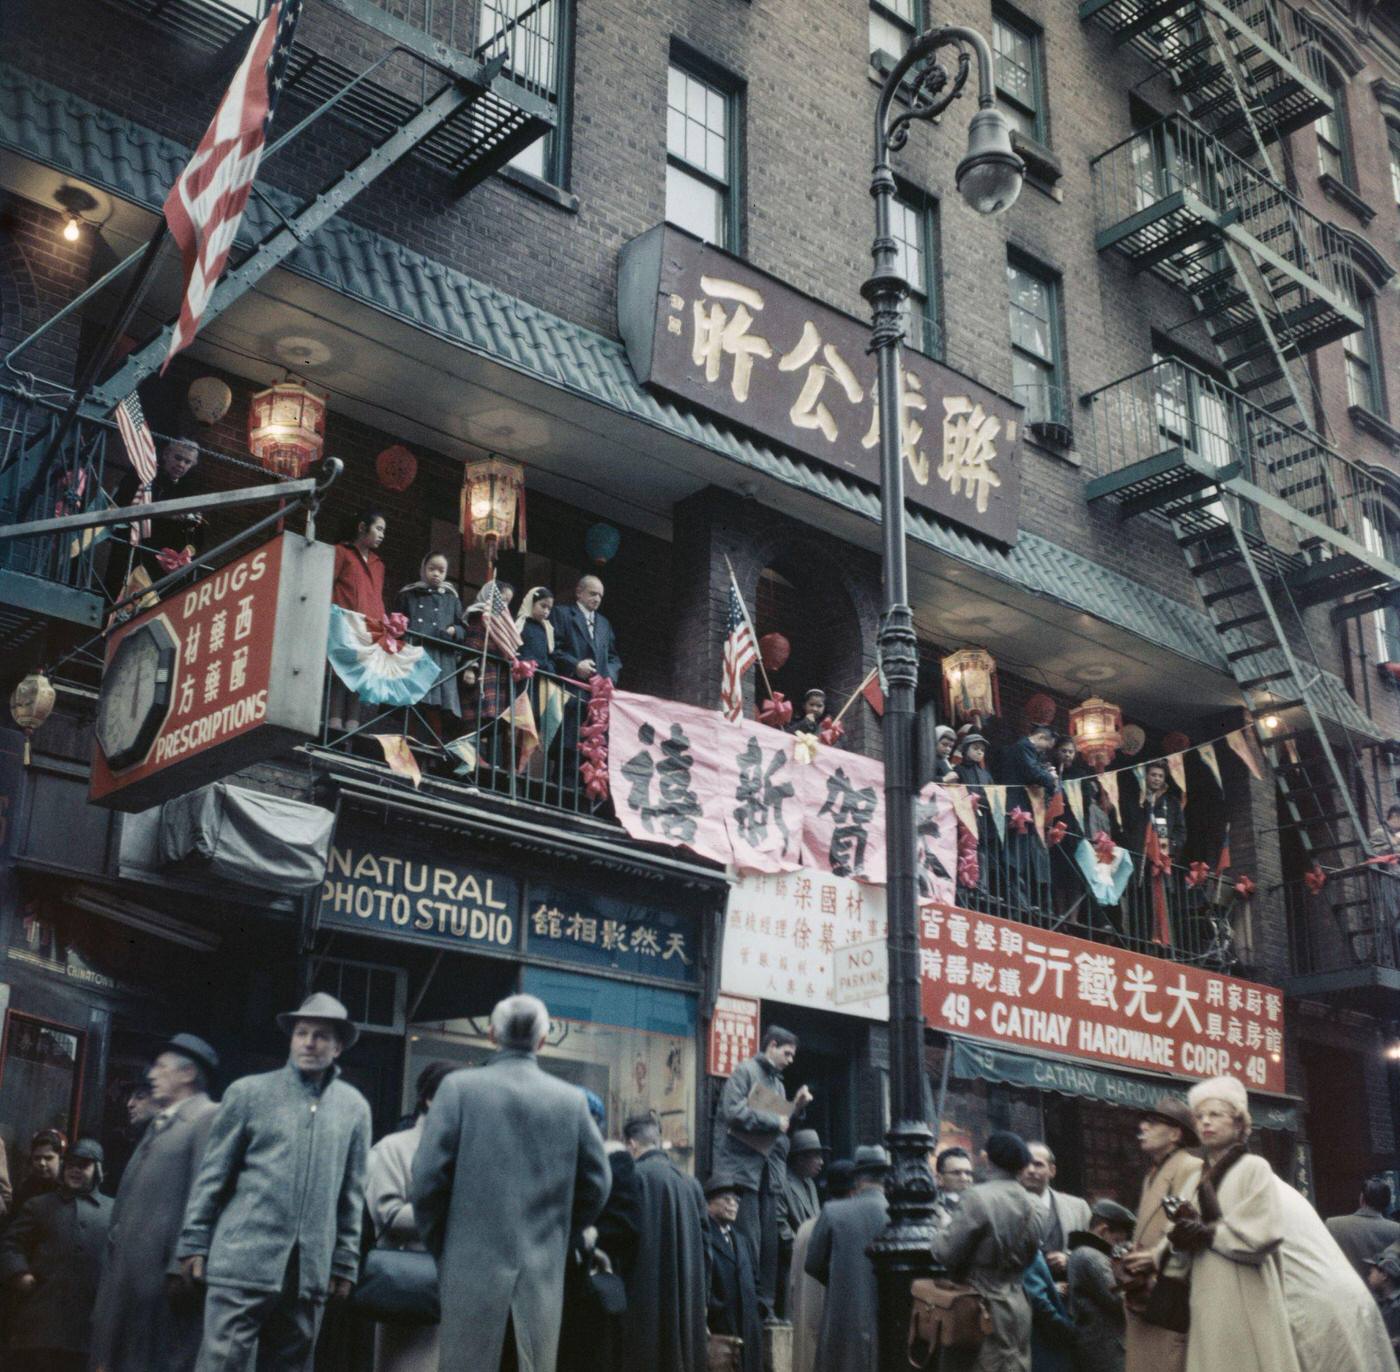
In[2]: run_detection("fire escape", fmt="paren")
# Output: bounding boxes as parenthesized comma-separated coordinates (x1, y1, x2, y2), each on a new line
(1, 0, 555, 646)
(1079, 0, 1400, 983)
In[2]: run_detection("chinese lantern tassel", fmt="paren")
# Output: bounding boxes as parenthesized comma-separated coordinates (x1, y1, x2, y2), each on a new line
(516, 482, 527, 554)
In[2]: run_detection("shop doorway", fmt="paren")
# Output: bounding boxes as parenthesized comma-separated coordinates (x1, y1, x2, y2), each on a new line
(763, 1005, 862, 1161)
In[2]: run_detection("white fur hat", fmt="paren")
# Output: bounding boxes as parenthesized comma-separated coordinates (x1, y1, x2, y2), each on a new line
(1187, 1075, 1248, 1116)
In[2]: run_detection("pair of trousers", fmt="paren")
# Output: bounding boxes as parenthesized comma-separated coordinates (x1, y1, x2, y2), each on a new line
(735, 1174, 780, 1318)
(194, 1249, 326, 1372)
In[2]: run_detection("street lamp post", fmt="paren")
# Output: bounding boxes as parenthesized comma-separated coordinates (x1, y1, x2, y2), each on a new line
(865, 26, 1023, 1370)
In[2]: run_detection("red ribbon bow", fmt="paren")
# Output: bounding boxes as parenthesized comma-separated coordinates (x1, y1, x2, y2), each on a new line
(367, 612, 409, 654)
(1302, 865, 1327, 895)
(1185, 861, 1211, 889)
(1046, 820, 1069, 847)
(1092, 830, 1117, 865)
(818, 716, 845, 747)
(1009, 807, 1033, 835)
(956, 817, 981, 888)
(511, 658, 537, 684)
(1233, 875, 1256, 899)
(155, 547, 192, 574)
(757, 692, 793, 729)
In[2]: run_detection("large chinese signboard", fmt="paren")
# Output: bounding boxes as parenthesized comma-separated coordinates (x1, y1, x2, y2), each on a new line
(721, 869, 890, 1021)
(318, 817, 520, 953)
(920, 902, 1285, 1094)
(90, 535, 332, 812)
(619, 224, 1022, 545)
(525, 880, 698, 984)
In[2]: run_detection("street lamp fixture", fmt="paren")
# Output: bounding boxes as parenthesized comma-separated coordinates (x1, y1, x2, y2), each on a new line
(864, 25, 1024, 1371)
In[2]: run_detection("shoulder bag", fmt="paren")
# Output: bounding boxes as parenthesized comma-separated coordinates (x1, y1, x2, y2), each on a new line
(351, 1248, 440, 1326)
(908, 1278, 994, 1365)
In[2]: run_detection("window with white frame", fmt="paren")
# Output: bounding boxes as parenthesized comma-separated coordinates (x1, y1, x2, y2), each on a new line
(1315, 70, 1353, 186)
(478, 0, 569, 183)
(1388, 122, 1400, 207)
(665, 61, 737, 248)
(993, 9, 1045, 143)
(869, 0, 921, 68)
(1007, 257, 1063, 423)
(1345, 297, 1385, 415)
(892, 191, 941, 359)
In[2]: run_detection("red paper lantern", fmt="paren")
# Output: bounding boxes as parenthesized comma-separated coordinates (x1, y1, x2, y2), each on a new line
(375, 444, 418, 492)
(1023, 693, 1057, 727)
(1162, 730, 1191, 755)
(759, 633, 791, 672)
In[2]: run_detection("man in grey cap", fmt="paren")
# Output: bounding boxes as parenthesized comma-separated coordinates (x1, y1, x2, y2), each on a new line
(1365, 1251, 1400, 1354)
(91, 1033, 221, 1372)
(177, 993, 371, 1372)
(777, 1128, 825, 1316)
(804, 1145, 889, 1372)
(1068, 1198, 1137, 1372)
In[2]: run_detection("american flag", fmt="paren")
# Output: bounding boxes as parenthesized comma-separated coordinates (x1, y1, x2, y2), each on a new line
(721, 574, 757, 722)
(483, 579, 523, 660)
(161, 0, 303, 370)
(113, 391, 158, 545)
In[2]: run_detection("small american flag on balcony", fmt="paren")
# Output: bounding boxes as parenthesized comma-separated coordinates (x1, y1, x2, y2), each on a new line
(160, 0, 303, 370)
(113, 390, 157, 545)
(483, 579, 523, 660)
(721, 573, 757, 723)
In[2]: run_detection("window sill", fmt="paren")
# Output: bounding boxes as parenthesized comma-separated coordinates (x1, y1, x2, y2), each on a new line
(1318, 173, 1375, 226)
(1349, 404, 1400, 448)
(1010, 130, 1063, 203)
(496, 164, 579, 214)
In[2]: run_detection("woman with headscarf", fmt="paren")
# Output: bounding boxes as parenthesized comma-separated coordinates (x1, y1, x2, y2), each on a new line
(515, 586, 557, 672)
(1172, 1074, 1396, 1372)
(457, 580, 514, 770)
(932, 725, 960, 782)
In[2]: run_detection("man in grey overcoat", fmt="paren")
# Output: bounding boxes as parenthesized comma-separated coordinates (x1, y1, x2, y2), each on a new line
(804, 1145, 889, 1372)
(710, 1025, 812, 1317)
(177, 994, 371, 1372)
(90, 1033, 220, 1372)
(412, 994, 611, 1372)
(1326, 1178, 1400, 1281)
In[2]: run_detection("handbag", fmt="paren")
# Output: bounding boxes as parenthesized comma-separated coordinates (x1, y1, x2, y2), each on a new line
(351, 1248, 440, 1326)
(707, 1333, 744, 1372)
(586, 1269, 628, 1317)
(907, 1278, 994, 1366)
(1139, 1272, 1190, 1333)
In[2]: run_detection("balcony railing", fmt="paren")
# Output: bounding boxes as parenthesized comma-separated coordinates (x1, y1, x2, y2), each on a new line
(1091, 115, 1360, 341)
(1286, 863, 1400, 981)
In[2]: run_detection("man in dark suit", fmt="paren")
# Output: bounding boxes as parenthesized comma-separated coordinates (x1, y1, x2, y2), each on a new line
(1327, 1178, 1400, 1281)
(997, 722, 1060, 915)
(705, 1174, 762, 1372)
(553, 575, 622, 684)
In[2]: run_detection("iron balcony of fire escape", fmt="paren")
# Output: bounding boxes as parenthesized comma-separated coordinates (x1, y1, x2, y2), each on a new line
(98, 0, 556, 193)
(1079, 0, 1333, 146)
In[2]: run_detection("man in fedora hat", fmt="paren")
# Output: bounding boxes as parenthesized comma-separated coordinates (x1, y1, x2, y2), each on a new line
(804, 1145, 889, 1372)
(91, 1033, 221, 1372)
(777, 1128, 825, 1317)
(1068, 1198, 1137, 1372)
(704, 1173, 763, 1372)
(1118, 1096, 1202, 1372)
(177, 993, 371, 1372)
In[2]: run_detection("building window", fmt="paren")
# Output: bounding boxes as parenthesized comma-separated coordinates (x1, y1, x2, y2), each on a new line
(1388, 122, 1400, 207)
(1362, 505, 1400, 661)
(1345, 296, 1385, 416)
(478, 0, 571, 185)
(1315, 69, 1353, 187)
(869, 0, 922, 68)
(310, 957, 406, 1033)
(993, 8, 1045, 144)
(1007, 257, 1063, 424)
(892, 190, 941, 359)
(666, 59, 739, 249)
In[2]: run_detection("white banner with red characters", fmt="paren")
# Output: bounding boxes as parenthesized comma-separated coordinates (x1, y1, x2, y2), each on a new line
(608, 691, 958, 888)
(708, 992, 760, 1077)
(920, 902, 1285, 1093)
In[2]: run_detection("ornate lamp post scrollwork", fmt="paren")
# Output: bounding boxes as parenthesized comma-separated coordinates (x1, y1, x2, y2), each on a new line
(865, 27, 1023, 1372)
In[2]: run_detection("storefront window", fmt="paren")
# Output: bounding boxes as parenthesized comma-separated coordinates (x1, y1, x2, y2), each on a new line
(408, 967, 698, 1170)
(0, 1011, 85, 1184)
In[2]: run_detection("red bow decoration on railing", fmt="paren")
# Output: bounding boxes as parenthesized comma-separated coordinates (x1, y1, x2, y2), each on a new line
(1185, 860, 1212, 889)
(1302, 865, 1327, 895)
(818, 716, 845, 747)
(956, 819, 980, 889)
(1009, 807, 1033, 835)
(1233, 875, 1256, 899)
(578, 676, 614, 802)
(155, 547, 193, 574)
(758, 692, 793, 729)
(366, 612, 409, 654)
(511, 658, 537, 684)
(1092, 830, 1117, 865)
(1365, 852, 1400, 865)
(1046, 820, 1069, 847)
(53, 466, 88, 517)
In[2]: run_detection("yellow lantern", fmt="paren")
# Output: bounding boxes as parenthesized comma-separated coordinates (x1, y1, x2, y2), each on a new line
(10, 672, 55, 765)
(942, 647, 999, 723)
(1069, 696, 1124, 772)
(460, 454, 526, 564)
(247, 377, 326, 478)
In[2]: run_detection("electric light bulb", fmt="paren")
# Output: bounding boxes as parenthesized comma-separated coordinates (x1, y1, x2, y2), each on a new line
(62, 216, 80, 243)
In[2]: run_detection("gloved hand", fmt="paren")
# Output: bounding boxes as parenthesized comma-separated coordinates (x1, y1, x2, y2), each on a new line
(1169, 1217, 1216, 1253)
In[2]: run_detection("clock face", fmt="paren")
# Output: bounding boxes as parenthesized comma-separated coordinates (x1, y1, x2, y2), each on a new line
(96, 618, 178, 771)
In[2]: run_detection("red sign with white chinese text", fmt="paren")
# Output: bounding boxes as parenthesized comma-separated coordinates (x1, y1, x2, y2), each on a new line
(90, 535, 332, 811)
(919, 903, 1285, 1094)
(708, 993, 760, 1078)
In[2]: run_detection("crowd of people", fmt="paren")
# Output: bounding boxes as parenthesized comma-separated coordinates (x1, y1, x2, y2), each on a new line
(0, 1001, 1397, 1371)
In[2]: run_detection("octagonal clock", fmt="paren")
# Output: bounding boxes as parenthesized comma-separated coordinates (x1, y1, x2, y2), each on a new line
(95, 618, 178, 771)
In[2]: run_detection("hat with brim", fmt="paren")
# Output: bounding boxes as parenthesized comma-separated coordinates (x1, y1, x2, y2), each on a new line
(789, 1128, 828, 1156)
(1368, 1253, 1400, 1281)
(958, 732, 989, 749)
(160, 1032, 220, 1081)
(67, 1138, 104, 1164)
(1141, 1095, 1199, 1146)
(1090, 1198, 1137, 1230)
(852, 1144, 890, 1176)
(276, 992, 359, 1048)
(704, 1172, 742, 1199)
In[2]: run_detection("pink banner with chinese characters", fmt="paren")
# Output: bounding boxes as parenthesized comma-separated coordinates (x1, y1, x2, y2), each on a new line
(609, 691, 955, 887)
(920, 902, 1285, 1092)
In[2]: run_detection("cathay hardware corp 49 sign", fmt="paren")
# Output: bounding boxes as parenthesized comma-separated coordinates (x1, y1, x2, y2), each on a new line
(90, 535, 332, 811)
(618, 224, 1023, 546)
(920, 903, 1285, 1094)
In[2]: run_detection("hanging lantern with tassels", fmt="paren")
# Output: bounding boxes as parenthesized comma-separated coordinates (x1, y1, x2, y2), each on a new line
(1069, 696, 1124, 772)
(247, 377, 326, 478)
(461, 454, 526, 565)
(942, 647, 999, 724)
(1023, 692, 1057, 728)
(10, 673, 55, 765)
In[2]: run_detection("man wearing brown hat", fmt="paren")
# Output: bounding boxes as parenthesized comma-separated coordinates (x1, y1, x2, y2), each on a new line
(177, 993, 371, 1372)
(1118, 1096, 1201, 1372)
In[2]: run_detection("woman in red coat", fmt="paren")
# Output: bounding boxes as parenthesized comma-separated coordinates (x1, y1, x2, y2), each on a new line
(328, 509, 387, 732)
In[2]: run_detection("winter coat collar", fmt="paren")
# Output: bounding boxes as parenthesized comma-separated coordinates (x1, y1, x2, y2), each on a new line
(1068, 1229, 1114, 1255)
(400, 580, 459, 597)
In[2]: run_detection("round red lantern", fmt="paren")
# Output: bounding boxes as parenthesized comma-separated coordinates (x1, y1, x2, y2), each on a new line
(1023, 693, 1057, 727)
(1120, 723, 1146, 757)
(1162, 730, 1191, 755)
(759, 633, 791, 672)
(375, 444, 418, 493)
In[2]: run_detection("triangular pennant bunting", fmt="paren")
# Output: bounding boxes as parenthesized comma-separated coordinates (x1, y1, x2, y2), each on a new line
(1198, 742, 1222, 790)
(1167, 752, 1188, 806)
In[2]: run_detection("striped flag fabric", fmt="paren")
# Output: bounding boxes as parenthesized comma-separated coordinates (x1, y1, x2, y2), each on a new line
(720, 574, 757, 722)
(161, 0, 303, 370)
(113, 391, 158, 545)
(483, 579, 523, 661)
